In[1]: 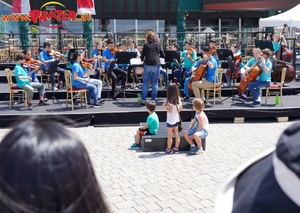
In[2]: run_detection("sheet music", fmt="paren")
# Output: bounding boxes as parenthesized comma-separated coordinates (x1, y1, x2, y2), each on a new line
(130, 58, 165, 65)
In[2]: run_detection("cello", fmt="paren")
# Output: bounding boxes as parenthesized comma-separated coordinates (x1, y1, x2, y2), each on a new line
(272, 24, 295, 83)
(226, 40, 242, 79)
(187, 60, 207, 92)
(237, 60, 262, 94)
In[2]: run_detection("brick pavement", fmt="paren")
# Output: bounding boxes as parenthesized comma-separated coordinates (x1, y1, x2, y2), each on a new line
(0, 121, 295, 213)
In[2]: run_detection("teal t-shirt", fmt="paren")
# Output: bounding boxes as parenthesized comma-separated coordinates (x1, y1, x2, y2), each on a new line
(272, 41, 280, 53)
(146, 112, 159, 134)
(259, 60, 272, 82)
(181, 50, 196, 69)
(14, 63, 30, 88)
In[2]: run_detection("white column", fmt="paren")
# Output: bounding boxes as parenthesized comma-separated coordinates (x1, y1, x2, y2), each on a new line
(156, 20, 159, 33)
(135, 19, 138, 42)
(219, 18, 221, 40)
(113, 19, 117, 33)
(238, 18, 242, 39)
(198, 19, 201, 50)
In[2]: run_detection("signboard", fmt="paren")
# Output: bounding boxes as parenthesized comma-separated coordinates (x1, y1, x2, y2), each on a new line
(1, 1, 91, 28)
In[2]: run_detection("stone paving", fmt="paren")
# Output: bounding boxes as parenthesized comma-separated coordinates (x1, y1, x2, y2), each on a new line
(0, 121, 296, 213)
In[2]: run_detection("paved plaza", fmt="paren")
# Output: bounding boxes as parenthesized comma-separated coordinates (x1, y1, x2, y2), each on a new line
(0, 121, 296, 213)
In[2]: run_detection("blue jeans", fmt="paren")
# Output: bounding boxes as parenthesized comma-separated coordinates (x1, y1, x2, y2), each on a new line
(173, 68, 191, 85)
(160, 67, 168, 84)
(142, 65, 160, 101)
(73, 83, 97, 103)
(248, 80, 271, 101)
(183, 77, 190, 95)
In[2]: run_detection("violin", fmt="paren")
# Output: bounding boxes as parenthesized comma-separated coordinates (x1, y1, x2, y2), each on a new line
(23, 58, 39, 69)
(47, 50, 63, 58)
(186, 48, 194, 56)
(110, 47, 119, 55)
(81, 61, 93, 69)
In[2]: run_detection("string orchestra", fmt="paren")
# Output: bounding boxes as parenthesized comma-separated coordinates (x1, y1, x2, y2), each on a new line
(6, 27, 296, 110)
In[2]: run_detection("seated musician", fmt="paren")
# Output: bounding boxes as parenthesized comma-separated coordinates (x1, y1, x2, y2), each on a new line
(126, 39, 140, 88)
(173, 41, 196, 86)
(208, 39, 220, 66)
(23, 49, 42, 83)
(71, 50, 103, 106)
(271, 33, 288, 70)
(191, 46, 218, 104)
(91, 41, 104, 80)
(14, 53, 47, 110)
(102, 39, 127, 99)
(236, 48, 262, 103)
(247, 48, 272, 107)
(225, 44, 245, 87)
(39, 42, 65, 91)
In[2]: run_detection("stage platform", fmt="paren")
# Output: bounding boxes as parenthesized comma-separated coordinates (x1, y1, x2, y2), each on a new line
(0, 94, 300, 128)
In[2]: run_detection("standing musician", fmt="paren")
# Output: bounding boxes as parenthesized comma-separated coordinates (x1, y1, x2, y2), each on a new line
(247, 48, 272, 107)
(236, 48, 262, 103)
(191, 46, 218, 103)
(271, 33, 288, 71)
(39, 42, 65, 91)
(102, 39, 127, 99)
(92, 41, 105, 80)
(173, 41, 196, 86)
(225, 44, 245, 87)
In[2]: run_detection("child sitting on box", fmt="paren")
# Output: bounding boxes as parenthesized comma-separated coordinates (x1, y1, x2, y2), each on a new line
(183, 98, 209, 155)
(131, 101, 159, 149)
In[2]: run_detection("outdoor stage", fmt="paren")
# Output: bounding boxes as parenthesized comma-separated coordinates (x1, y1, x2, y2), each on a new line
(0, 84, 300, 128)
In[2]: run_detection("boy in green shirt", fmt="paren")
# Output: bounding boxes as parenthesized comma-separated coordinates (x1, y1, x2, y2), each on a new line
(131, 101, 159, 149)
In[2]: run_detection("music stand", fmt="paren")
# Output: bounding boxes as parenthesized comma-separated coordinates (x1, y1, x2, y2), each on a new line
(46, 60, 62, 105)
(216, 49, 237, 102)
(165, 51, 180, 63)
(254, 40, 274, 52)
(115, 52, 137, 65)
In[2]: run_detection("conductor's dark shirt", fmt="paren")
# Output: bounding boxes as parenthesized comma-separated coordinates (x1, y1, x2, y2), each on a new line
(141, 42, 165, 66)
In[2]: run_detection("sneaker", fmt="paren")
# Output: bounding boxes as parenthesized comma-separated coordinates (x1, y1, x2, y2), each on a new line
(189, 145, 197, 155)
(98, 98, 106, 103)
(93, 102, 104, 107)
(250, 101, 261, 107)
(237, 95, 247, 103)
(173, 147, 179, 153)
(130, 143, 141, 149)
(53, 86, 59, 91)
(165, 148, 173, 154)
(183, 96, 190, 102)
(193, 147, 203, 155)
(27, 103, 33, 110)
(38, 101, 48, 106)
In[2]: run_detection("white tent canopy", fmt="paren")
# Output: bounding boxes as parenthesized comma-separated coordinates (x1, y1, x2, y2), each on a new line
(259, 3, 300, 27)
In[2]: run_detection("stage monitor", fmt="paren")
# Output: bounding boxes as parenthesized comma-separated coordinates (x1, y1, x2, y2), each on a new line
(115, 52, 137, 64)
(165, 51, 180, 63)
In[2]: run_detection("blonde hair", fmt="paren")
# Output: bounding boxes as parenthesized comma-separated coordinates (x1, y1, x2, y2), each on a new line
(193, 98, 205, 111)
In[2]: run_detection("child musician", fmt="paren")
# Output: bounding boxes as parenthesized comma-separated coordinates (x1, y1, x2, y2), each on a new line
(102, 39, 127, 99)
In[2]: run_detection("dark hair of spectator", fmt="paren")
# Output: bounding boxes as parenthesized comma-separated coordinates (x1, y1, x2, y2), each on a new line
(0, 117, 109, 213)
(166, 84, 180, 105)
(146, 101, 156, 112)
(15, 53, 25, 61)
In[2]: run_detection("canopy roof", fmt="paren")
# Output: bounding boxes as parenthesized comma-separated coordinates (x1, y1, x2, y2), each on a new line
(259, 3, 300, 27)
(3, 0, 300, 20)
